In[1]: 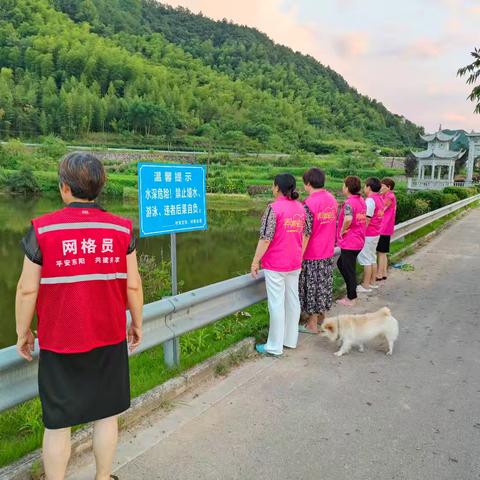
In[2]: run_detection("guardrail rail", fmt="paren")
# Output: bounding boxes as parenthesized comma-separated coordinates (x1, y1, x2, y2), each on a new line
(1, 193, 479, 413)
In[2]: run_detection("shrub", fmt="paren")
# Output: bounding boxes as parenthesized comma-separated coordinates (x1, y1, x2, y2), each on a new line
(443, 187, 476, 200)
(440, 193, 458, 206)
(413, 198, 430, 216)
(138, 254, 174, 302)
(38, 136, 67, 160)
(395, 192, 417, 223)
(0, 139, 30, 169)
(5, 166, 40, 195)
(413, 190, 444, 210)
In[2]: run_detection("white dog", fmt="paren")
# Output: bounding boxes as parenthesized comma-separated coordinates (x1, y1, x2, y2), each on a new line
(320, 307, 399, 356)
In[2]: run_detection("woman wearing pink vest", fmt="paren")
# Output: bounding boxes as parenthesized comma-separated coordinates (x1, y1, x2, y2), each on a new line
(298, 168, 338, 334)
(336, 176, 367, 307)
(376, 178, 397, 281)
(15, 153, 143, 480)
(251, 174, 306, 355)
(358, 177, 384, 293)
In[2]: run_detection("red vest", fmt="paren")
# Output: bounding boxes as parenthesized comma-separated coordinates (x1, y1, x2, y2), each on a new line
(365, 193, 385, 237)
(303, 190, 338, 260)
(261, 196, 305, 272)
(337, 195, 367, 251)
(32, 205, 133, 353)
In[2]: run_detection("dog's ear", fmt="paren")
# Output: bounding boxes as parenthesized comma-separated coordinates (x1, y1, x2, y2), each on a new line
(324, 324, 334, 332)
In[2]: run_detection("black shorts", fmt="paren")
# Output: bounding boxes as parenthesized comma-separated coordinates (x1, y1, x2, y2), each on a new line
(38, 340, 130, 429)
(376, 235, 391, 253)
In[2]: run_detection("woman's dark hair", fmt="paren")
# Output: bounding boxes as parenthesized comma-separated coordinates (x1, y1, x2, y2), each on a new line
(365, 177, 382, 193)
(381, 177, 395, 190)
(344, 176, 362, 195)
(274, 173, 299, 200)
(303, 168, 325, 189)
(59, 152, 106, 200)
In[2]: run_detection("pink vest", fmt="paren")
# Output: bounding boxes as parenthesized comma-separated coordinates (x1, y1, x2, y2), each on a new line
(303, 190, 338, 260)
(337, 195, 367, 251)
(365, 193, 385, 237)
(261, 197, 305, 272)
(380, 191, 397, 236)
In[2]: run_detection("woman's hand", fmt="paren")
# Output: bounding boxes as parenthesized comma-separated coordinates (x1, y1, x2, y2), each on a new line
(251, 260, 260, 279)
(128, 325, 142, 353)
(17, 330, 35, 361)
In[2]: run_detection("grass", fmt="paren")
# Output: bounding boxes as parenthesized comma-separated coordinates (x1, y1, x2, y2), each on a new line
(1, 201, 477, 469)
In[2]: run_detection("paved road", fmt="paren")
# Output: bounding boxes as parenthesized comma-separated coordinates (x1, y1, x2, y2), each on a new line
(70, 209, 480, 480)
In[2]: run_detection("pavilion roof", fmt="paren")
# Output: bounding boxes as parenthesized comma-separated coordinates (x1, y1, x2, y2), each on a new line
(420, 131, 457, 143)
(412, 149, 465, 160)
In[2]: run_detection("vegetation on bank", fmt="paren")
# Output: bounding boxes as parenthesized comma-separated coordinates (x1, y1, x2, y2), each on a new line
(0, 0, 421, 152)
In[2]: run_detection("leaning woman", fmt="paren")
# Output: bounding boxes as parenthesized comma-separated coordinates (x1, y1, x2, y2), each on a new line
(15, 152, 143, 480)
(298, 168, 338, 334)
(251, 173, 306, 356)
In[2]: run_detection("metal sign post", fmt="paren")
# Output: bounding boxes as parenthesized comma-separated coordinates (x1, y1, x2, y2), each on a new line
(163, 233, 179, 366)
(138, 163, 208, 368)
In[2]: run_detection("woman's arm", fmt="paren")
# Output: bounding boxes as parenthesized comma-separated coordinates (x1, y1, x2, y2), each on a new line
(126, 251, 144, 352)
(340, 215, 353, 237)
(15, 256, 42, 361)
(251, 239, 271, 278)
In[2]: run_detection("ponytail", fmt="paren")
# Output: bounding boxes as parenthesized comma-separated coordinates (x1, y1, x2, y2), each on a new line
(274, 173, 299, 200)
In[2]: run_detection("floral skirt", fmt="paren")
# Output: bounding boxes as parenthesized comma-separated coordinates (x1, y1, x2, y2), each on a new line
(299, 258, 334, 315)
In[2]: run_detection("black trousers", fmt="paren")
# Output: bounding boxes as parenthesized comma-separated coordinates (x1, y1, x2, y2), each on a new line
(337, 249, 360, 300)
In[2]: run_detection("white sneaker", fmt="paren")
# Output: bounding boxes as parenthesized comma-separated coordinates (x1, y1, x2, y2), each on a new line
(369, 284, 379, 289)
(357, 285, 372, 293)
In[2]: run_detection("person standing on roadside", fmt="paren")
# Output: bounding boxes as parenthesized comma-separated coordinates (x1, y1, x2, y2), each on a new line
(15, 152, 143, 480)
(376, 178, 397, 281)
(298, 168, 338, 334)
(357, 177, 384, 293)
(336, 176, 367, 307)
(251, 173, 306, 356)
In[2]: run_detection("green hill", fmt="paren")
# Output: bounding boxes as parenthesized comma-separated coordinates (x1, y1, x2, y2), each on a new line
(0, 0, 423, 152)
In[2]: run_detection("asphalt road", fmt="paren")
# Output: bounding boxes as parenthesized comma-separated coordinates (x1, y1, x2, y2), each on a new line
(70, 208, 480, 480)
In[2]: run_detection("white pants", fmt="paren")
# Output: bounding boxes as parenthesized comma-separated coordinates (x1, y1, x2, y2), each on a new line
(264, 269, 301, 355)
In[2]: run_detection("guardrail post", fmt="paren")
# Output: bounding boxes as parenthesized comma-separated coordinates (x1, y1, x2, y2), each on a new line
(164, 233, 180, 367)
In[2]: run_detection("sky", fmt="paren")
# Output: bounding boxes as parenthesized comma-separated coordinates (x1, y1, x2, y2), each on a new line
(161, 0, 479, 132)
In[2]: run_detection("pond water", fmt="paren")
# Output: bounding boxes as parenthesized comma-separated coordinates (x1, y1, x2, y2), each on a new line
(0, 195, 264, 348)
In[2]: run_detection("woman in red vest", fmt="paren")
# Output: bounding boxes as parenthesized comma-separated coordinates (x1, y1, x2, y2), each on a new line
(15, 152, 143, 480)
(251, 174, 306, 356)
(298, 168, 338, 334)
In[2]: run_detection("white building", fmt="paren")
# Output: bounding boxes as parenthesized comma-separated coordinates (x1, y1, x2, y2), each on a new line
(408, 129, 465, 190)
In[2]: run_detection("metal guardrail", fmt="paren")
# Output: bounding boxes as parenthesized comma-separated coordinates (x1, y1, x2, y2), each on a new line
(1, 193, 479, 413)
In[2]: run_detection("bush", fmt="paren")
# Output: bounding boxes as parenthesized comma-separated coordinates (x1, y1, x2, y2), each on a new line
(443, 186, 469, 200)
(138, 254, 174, 302)
(5, 166, 40, 195)
(38, 136, 67, 160)
(440, 193, 458, 206)
(413, 198, 430, 216)
(207, 176, 245, 194)
(413, 190, 444, 210)
(395, 192, 417, 223)
(0, 139, 30, 169)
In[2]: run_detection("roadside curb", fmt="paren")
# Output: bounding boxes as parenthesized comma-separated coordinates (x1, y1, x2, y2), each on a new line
(0, 337, 256, 480)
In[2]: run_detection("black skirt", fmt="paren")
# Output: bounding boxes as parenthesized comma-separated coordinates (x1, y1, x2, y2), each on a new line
(38, 340, 130, 429)
(376, 235, 391, 253)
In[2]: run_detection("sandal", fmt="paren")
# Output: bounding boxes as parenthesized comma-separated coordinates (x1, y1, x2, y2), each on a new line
(298, 325, 318, 334)
(111, 476, 119, 480)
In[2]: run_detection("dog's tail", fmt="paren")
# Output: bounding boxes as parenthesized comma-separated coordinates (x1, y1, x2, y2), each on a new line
(379, 306, 391, 316)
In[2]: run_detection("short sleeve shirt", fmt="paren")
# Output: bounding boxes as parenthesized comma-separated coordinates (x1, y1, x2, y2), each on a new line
(365, 197, 375, 218)
(21, 203, 137, 265)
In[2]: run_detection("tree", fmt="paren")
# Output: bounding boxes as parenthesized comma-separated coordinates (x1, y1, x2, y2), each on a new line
(404, 153, 417, 177)
(458, 47, 480, 113)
